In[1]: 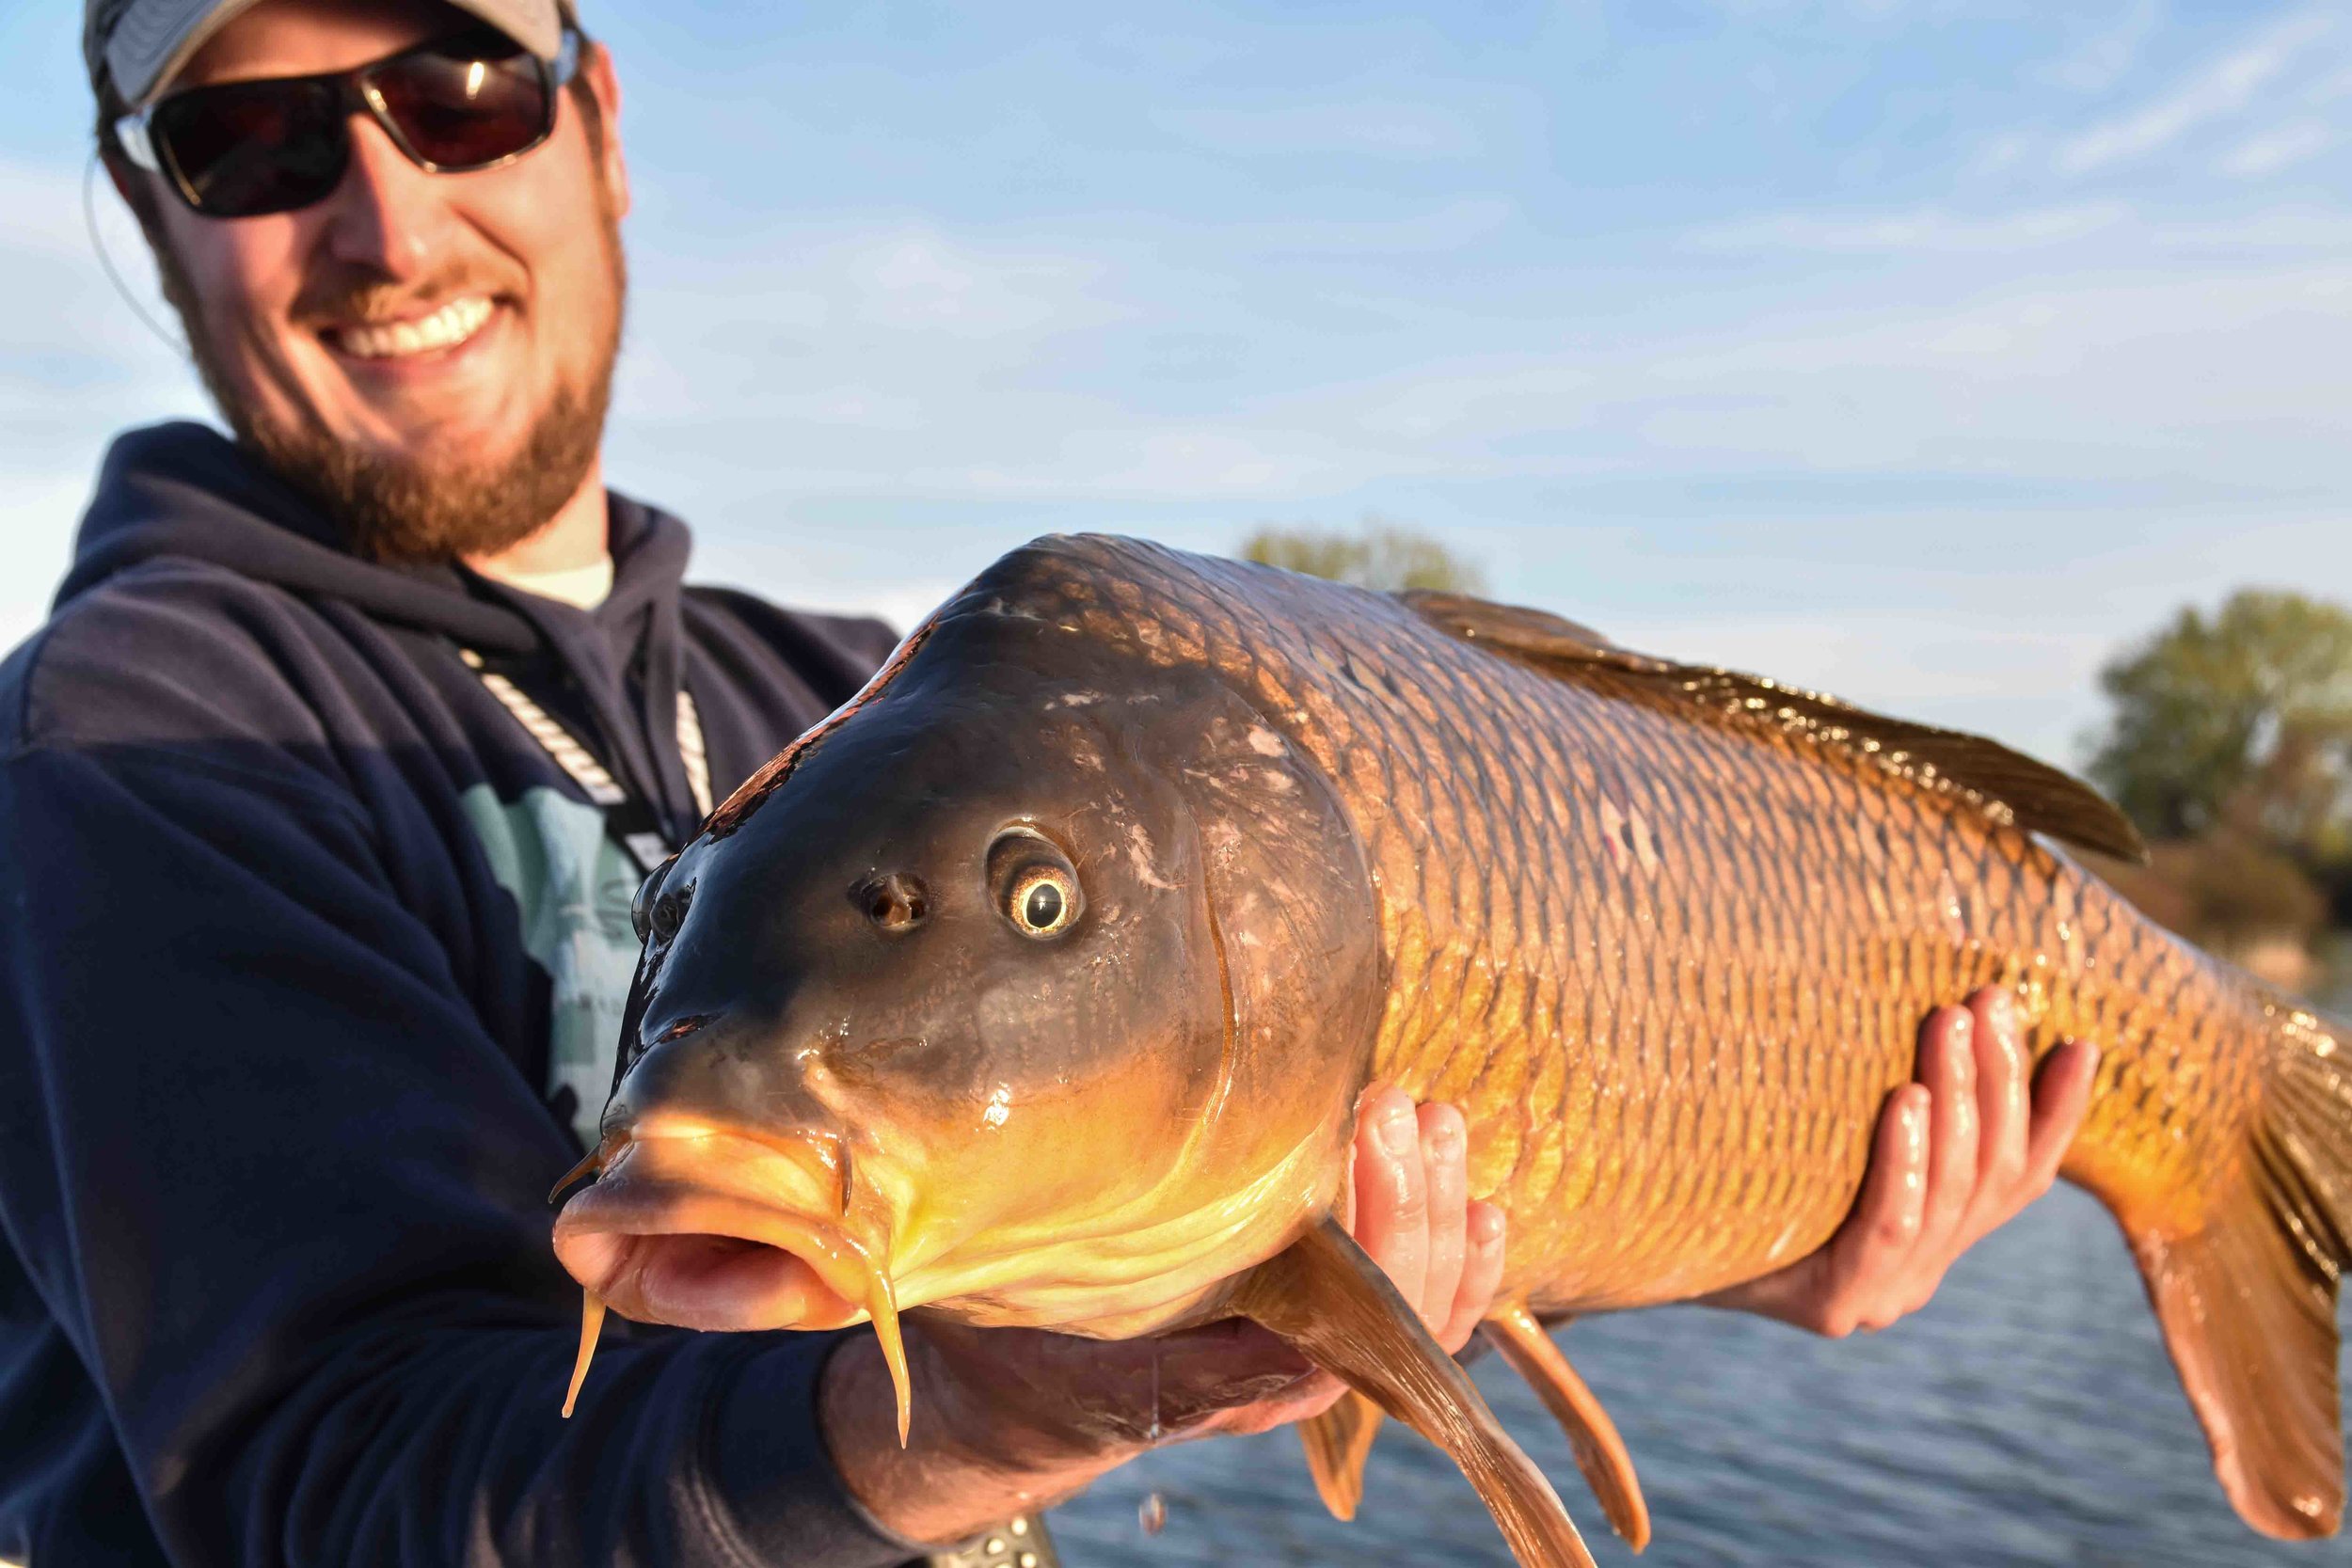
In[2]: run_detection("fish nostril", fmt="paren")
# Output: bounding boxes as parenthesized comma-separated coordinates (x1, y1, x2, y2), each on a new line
(854, 872, 930, 933)
(655, 1013, 718, 1044)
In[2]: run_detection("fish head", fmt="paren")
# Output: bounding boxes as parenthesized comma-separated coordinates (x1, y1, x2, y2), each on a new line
(554, 566, 1384, 1351)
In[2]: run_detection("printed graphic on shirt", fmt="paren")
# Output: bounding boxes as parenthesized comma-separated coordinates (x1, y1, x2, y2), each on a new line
(460, 784, 644, 1148)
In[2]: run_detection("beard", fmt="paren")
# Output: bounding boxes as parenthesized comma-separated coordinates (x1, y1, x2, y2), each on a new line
(154, 214, 626, 567)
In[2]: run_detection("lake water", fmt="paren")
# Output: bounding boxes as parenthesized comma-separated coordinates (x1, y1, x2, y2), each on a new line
(1048, 1183, 2352, 1567)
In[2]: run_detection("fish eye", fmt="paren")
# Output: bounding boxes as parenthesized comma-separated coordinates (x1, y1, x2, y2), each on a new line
(988, 830, 1083, 941)
(1009, 866, 1076, 937)
(630, 857, 675, 942)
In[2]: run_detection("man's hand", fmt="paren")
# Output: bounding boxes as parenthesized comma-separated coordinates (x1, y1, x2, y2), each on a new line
(1702, 987, 2098, 1336)
(1197, 1090, 1509, 1437)
(819, 1088, 1503, 1544)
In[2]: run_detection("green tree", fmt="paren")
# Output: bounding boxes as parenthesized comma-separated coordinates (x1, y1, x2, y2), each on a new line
(2087, 590, 2352, 865)
(1240, 518, 1486, 594)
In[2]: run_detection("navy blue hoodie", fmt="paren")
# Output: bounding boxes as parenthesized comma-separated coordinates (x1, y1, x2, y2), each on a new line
(0, 423, 931, 1566)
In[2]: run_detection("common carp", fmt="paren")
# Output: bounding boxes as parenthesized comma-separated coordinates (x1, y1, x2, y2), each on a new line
(551, 534, 2352, 1566)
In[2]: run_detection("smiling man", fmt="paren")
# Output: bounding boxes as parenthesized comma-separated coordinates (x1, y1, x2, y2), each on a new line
(0, 1, 2096, 1564)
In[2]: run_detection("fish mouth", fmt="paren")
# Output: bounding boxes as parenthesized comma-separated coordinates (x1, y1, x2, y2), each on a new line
(552, 1124, 917, 1440)
(552, 1129, 878, 1333)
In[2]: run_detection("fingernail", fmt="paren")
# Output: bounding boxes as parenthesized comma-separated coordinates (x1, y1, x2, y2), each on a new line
(1428, 1111, 1463, 1156)
(1989, 990, 2015, 1032)
(1947, 1009, 1972, 1046)
(1379, 1101, 1418, 1155)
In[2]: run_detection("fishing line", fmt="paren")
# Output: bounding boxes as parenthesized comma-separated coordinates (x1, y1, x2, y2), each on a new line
(1138, 1347, 1167, 1536)
(83, 149, 189, 358)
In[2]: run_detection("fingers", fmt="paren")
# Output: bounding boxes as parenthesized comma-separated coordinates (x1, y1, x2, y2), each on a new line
(1350, 1088, 1431, 1320)
(1701, 1083, 1932, 1337)
(1440, 1201, 1509, 1353)
(1345, 1091, 1505, 1354)
(1148, 1319, 1343, 1437)
(1809, 1083, 1931, 1336)
(1903, 1005, 1979, 1310)
(2021, 1037, 2099, 1202)
(1950, 989, 2096, 1256)
(1418, 1103, 1470, 1338)
(1953, 988, 2027, 1250)
(1713, 988, 2098, 1339)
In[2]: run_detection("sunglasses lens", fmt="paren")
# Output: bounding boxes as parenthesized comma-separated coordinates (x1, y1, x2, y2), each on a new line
(156, 80, 345, 217)
(371, 32, 552, 169)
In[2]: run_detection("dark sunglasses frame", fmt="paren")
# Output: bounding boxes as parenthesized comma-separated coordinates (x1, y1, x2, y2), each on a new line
(113, 24, 583, 219)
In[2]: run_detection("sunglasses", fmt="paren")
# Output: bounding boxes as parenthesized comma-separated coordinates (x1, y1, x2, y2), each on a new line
(113, 25, 581, 220)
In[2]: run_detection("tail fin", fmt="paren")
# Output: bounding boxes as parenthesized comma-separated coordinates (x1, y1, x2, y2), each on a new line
(2137, 1001, 2352, 1539)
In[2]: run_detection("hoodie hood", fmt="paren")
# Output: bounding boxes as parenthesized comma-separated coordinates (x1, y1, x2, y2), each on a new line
(57, 421, 690, 658)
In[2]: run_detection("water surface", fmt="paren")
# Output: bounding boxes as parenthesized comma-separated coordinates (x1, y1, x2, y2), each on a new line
(1050, 1185, 2352, 1566)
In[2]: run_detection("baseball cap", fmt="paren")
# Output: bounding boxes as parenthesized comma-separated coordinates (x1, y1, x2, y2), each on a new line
(86, 0, 573, 108)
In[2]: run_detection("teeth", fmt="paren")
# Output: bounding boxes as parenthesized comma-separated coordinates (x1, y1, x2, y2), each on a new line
(335, 295, 494, 359)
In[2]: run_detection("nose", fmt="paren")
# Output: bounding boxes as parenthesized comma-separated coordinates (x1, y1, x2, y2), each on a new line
(315, 113, 451, 278)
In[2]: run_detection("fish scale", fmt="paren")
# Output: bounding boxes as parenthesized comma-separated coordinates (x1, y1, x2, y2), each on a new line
(1037, 541, 2269, 1305)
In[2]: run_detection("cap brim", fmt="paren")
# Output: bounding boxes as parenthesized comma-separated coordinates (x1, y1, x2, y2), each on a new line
(108, 0, 568, 107)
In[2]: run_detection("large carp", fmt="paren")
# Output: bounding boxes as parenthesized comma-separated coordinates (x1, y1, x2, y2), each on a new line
(551, 535, 2352, 1566)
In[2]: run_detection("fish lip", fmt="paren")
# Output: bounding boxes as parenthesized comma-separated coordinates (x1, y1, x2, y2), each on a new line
(552, 1133, 880, 1333)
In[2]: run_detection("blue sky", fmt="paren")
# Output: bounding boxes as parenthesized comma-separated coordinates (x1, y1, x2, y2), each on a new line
(2, 0, 2347, 766)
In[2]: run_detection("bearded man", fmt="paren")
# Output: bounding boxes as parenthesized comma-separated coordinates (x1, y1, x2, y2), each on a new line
(0, 0, 2097, 1562)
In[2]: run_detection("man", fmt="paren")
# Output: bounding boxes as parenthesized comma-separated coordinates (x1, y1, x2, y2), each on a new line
(0, 0, 2098, 1561)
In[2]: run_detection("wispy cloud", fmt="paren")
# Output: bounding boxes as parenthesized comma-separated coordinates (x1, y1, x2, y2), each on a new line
(2148, 205, 2352, 247)
(2034, 0, 2162, 96)
(1295, 256, 2352, 497)
(2217, 119, 2337, 175)
(1151, 101, 1481, 160)
(2056, 10, 2337, 174)
(1217, 198, 1516, 258)
(1690, 204, 2127, 254)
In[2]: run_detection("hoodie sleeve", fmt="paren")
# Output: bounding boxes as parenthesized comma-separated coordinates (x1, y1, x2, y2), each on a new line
(0, 712, 928, 1564)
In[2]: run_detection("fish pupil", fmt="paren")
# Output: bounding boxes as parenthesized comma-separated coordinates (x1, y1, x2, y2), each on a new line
(1025, 882, 1063, 930)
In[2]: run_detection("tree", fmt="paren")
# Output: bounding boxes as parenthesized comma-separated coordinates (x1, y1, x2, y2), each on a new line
(1239, 518, 1486, 594)
(2087, 590, 2352, 861)
(2085, 591, 2352, 958)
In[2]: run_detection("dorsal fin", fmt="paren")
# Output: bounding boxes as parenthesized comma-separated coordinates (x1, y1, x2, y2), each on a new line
(1398, 589, 2147, 863)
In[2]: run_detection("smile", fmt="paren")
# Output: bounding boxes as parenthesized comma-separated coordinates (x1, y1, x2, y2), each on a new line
(327, 295, 496, 360)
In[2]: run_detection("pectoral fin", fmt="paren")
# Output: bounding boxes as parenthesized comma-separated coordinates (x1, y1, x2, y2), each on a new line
(1231, 1214, 1594, 1568)
(1296, 1390, 1384, 1520)
(1485, 1305, 1651, 1552)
